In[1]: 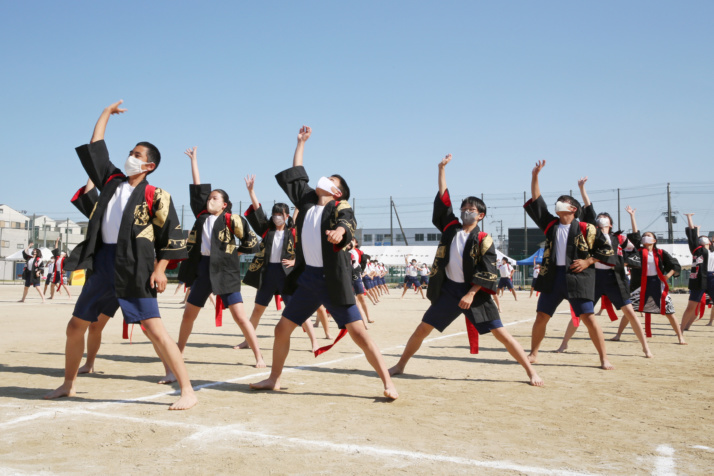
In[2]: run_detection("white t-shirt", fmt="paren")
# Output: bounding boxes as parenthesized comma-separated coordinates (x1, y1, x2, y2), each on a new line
(554, 223, 570, 266)
(350, 249, 360, 269)
(646, 252, 658, 276)
(201, 214, 219, 256)
(498, 263, 513, 278)
(406, 264, 418, 277)
(595, 233, 612, 270)
(270, 230, 285, 263)
(419, 266, 429, 276)
(446, 230, 469, 283)
(102, 182, 136, 244)
(533, 266, 540, 278)
(46, 261, 55, 276)
(302, 205, 325, 267)
(55, 255, 65, 271)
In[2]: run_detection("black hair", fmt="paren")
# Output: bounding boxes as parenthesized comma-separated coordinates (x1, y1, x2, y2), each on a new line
(330, 174, 350, 202)
(596, 212, 614, 227)
(33, 248, 41, 256)
(136, 142, 161, 173)
(460, 196, 487, 217)
(270, 203, 294, 230)
(556, 195, 582, 218)
(210, 189, 233, 213)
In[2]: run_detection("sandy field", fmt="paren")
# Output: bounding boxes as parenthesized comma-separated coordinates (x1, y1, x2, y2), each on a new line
(1, 283, 713, 475)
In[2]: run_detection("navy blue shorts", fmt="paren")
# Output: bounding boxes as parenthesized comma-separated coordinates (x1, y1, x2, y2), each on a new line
(284, 266, 363, 329)
(422, 278, 503, 334)
(53, 271, 63, 284)
(536, 266, 594, 317)
(531, 277, 538, 287)
(187, 256, 243, 308)
(689, 271, 714, 302)
(497, 277, 513, 290)
(362, 276, 374, 290)
(420, 275, 429, 285)
(376, 277, 384, 286)
(45, 274, 53, 286)
(593, 269, 631, 310)
(352, 278, 365, 295)
(255, 262, 292, 307)
(405, 276, 421, 288)
(73, 245, 159, 324)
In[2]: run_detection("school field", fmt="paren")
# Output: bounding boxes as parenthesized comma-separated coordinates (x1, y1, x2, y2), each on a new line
(1, 284, 712, 475)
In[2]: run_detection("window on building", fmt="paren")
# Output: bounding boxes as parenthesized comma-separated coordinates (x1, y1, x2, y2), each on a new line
(17, 243, 24, 249)
(13, 222, 22, 229)
(0, 220, 5, 228)
(1, 240, 8, 248)
(396, 234, 403, 242)
(427, 233, 439, 241)
(414, 233, 424, 242)
(363, 234, 372, 243)
(376, 234, 383, 242)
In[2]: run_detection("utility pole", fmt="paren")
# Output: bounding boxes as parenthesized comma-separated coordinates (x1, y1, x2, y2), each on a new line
(523, 191, 527, 258)
(392, 199, 409, 245)
(481, 193, 485, 232)
(667, 183, 673, 243)
(617, 188, 621, 230)
(42, 218, 47, 248)
(65, 218, 69, 252)
(389, 196, 393, 246)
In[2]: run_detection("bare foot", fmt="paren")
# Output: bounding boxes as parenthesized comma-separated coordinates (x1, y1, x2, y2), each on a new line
(325, 334, 333, 340)
(527, 353, 538, 364)
(77, 363, 94, 374)
(233, 341, 249, 350)
(609, 335, 621, 341)
(679, 340, 688, 345)
(255, 359, 267, 369)
(368, 319, 375, 323)
(706, 322, 713, 326)
(388, 364, 404, 376)
(158, 372, 177, 385)
(529, 373, 545, 387)
(44, 383, 75, 399)
(644, 351, 654, 358)
(555, 344, 568, 353)
(250, 378, 280, 391)
(600, 359, 615, 370)
(384, 385, 399, 400)
(168, 392, 198, 410)
(18, 299, 24, 303)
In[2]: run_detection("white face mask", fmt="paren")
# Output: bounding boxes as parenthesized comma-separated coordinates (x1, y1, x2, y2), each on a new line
(597, 217, 611, 228)
(124, 156, 146, 177)
(206, 200, 224, 215)
(272, 215, 285, 226)
(555, 201, 574, 213)
(642, 235, 656, 244)
(699, 236, 711, 246)
(317, 176, 339, 196)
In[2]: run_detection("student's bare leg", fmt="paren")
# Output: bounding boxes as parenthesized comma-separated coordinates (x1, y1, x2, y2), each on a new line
(357, 294, 373, 324)
(555, 319, 578, 353)
(43, 284, 49, 296)
(61, 284, 72, 299)
(141, 317, 197, 410)
(528, 312, 551, 363)
(139, 325, 174, 384)
(303, 318, 319, 352)
(708, 306, 714, 326)
(177, 303, 202, 355)
(665, 313, 687, 344)
(345, 320, 398, 399)
(19, 286, 30, 302)
(621, 304, 653, 357)
(490, 327, 543, 386)
(418, 285, 426, 299)
(579, 313, 615, 370)
(316, 306, 332, 338)
(235, 303, 267, 349)
(229, 302, 265, 367)
(400, 285, 409, 299)
(355, 298, 370, 329)
(250, 316, 298, 390)
(49, 284, 56, 299)
(610, 311, 630, 340)
(493, 293, 501, 312)
(510, 287, 518, 301)
(529, 288, 534, 298)
(44, 316, 91, 399)
(34, 286, 46, 302)
(78, 313, 111, 374)
(389, 322, 434, 376)
(680, 300, 698, 331)
(371, 287, 380, 302)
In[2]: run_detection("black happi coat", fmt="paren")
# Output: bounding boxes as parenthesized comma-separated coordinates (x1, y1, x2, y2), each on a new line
(625, 232, 681, 292)
(242, 204, 296, 290)
(178, 184, 260, 294)
(427, 189, 500, 323)
(70, 184, 100, 219)
(275, 166, 356, 306)
(685, 227, 711, 291)
(524, 196, 616, 299)
(65, 140, 187, 298)
(22, 250, 44, 281)
(582, 203, 631, 301)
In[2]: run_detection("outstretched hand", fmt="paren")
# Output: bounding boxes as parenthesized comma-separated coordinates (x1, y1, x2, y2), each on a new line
(578, 176, 588, 188)
(184, 147, 197, 161)
(297, 125, 312, 143)
(684, 213, 695, 217)
(105, 100, 127, 116)
(326, 227, 345, 244)
(532, 160, 546, 177)
(244, 174, 255, 191)
(625, 205, 636, 216)
(438, 154, 452, 168)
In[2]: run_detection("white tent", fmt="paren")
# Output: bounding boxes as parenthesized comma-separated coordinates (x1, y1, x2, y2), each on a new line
(3, 247, 55, 262)
(658, 244, 693, 269)
(359, 245, 516, 267)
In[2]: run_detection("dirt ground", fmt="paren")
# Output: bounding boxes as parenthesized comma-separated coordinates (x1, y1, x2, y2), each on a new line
(1, 283, 712, 475)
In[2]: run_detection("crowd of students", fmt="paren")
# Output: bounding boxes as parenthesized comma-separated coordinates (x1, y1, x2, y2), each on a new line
(35, 100, 709, 410)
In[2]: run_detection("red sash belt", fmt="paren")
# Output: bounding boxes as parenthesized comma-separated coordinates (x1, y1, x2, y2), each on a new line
(314, 328, 348, 356)
(601, 295, 619, 321)
(465, 317, 479, 354)
(215, 296, 224, 327)
(569, 306, 580, 327)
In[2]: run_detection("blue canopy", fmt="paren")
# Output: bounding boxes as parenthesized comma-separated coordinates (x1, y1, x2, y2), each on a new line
(516, 248, 544, 266)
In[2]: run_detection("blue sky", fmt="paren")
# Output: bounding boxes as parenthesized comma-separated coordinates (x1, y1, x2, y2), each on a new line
(1, 1, 712, 237)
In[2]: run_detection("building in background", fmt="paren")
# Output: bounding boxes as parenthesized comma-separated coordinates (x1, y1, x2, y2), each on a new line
(355, 227, 442, 247)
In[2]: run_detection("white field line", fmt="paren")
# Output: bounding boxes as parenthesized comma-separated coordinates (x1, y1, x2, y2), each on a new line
(31, 407, 598, 476)
(0, 317, 535, 428)
(652, 444, 676, 476)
